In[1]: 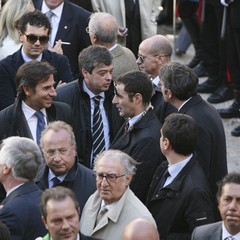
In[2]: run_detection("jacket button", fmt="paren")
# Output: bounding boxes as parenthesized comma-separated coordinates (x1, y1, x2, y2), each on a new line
(155, 194, 158, 197)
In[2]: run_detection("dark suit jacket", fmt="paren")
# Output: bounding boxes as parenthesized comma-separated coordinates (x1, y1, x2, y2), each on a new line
(35, 161, 96, 211)
(191, 221, 222, 239)
(0, 47, 73, 110)
(33, 0, 91, 79)
(0, 99, 74, 142)
(146, 157, 215, 240)
(110, 109, 164, 204)
(55, 79, 124, 167)
(0, 182, 47, 240)
(151, 89, 177, 124)
(179, 94, 228, 196)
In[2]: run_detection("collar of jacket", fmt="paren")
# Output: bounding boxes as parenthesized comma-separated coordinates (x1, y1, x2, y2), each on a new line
(149, 157, 196, 201)
(35, 159, 79, 185)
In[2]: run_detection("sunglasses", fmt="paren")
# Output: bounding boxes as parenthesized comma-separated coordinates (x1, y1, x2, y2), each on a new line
(24, 34, 49, 44)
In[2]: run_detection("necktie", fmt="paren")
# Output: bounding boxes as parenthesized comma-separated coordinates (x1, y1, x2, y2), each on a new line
(34, 111, 45, 145)
(158, 168, 170, 189)
(46, 10, 54, 23)
(92, 96, 105, 165)
(45, 10, 54, 44)
(96, 205, 108, 226)
(52, 177, 61, 188)
(124, 121, 130, 133)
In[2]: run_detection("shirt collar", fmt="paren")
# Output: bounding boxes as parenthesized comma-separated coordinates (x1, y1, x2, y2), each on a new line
(222, 222, 240, 239)
(178, 97, 192, 111)
(108, 43, 118, 52)
(21, 47, 42, 62)
(41, 1, 64, 18)
(22, 100, 46, 120)
(48, 169, 67, 183)
(82, 80, 105, 99)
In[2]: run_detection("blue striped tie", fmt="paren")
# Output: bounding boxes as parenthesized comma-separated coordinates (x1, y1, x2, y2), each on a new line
(92, 96, 105, 165)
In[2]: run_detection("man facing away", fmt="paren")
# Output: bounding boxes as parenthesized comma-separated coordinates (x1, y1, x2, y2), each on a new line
(146, 113, 216, 239)
(87, 12, 138, 82)
(192, 172, 240, 240)
(35, 120, 96, 211)
(0, 136, 46, 240)
(159, 62, 228, 198)
(0, 10, 73, 110)
(137, 34, 177, 124)
(80, 149, 156, 240)
(55, 45, 124, 168)
(37, 186, 100, 240)
(110, 70, 164, 203)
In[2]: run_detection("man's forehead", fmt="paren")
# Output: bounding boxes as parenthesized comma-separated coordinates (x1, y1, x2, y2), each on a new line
(93, 63, 113, 70)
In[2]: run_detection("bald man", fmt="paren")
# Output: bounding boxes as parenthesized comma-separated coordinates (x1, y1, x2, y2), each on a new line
(123, 218, 160, 240)
(137, 35, 177, 124)
(87, 12, 138, 82)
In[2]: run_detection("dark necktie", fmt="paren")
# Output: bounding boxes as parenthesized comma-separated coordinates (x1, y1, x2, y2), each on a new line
(158, 168, 170, 189)
(34, 111, 45, 145)
(124, 121, 130, 133)
(92, 96, 105, 164)
(52, 177, 61, 188)
(46, 10, 54, 44)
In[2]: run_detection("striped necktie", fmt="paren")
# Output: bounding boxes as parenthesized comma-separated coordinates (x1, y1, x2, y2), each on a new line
(34, 111, 45, 145)
(92, 96, 105, 165)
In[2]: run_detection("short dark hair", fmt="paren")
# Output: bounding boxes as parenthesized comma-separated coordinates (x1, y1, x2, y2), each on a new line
(217, 172, 240, 201)
(16, 60, 55, 100)
(116, 70, 152, 104)
(78, 45, 113, 74)
(18, 10, 52, 36)
(40, 186, 79, 219)
(161, 113, 198, 155)
(159, 62, 199, 100)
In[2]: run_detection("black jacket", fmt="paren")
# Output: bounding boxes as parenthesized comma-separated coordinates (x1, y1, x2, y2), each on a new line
(0, 47, 73, 110)
(110, 109, 164, 204)
(56, 79, 124, 167)
(146, 157, 215, 240)
(0, 100, 74, 142)
(35, 161, 96, 211)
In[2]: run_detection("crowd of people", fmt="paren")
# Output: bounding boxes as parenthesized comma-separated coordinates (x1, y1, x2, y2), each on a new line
(0, 0, 239, 240)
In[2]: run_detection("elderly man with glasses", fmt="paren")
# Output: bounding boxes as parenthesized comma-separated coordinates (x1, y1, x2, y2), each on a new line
(80, 149, 156, 240)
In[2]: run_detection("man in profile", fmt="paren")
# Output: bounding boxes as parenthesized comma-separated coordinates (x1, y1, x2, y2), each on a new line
(0, 136, 46, 239)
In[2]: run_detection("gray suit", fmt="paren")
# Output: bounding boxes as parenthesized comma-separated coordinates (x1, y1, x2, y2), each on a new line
(191, 222, 222, 240)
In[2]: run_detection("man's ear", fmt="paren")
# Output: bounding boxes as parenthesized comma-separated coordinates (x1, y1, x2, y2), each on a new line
(22, 85, 31, 97)
(133, 92, 142, 104)
(42, 216, 48, 230)
(82, 69, 88, 79)
(2, 164, 11, 175)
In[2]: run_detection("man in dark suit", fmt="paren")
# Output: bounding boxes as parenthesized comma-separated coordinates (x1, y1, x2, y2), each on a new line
(55, 45, 124, 168)
(111, 70, 164, 204)
(146, 113, 215, 240)
(0, 61, 74, 144)
(192, 172, 240, 239)
(0, 136, 47, 240)
(0, 10, 73, 111)
(36, 120, 96, 211)
(39, 186, 99, 240)
(137, 34, 177, 124)
(33, 0, 91, 79)
(159, 62, 228, 198)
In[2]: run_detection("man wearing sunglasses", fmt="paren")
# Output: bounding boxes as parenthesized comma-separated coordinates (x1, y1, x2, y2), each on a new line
(0, 10, 73, 111)
(80, 149, 156, 240)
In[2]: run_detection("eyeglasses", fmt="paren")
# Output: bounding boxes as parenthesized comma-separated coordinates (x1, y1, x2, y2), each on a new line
(24, 33, 49, 44)
(94, 172, 126, 183)
(44, 147, 72, 157)
(137, 54, 170, 63)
